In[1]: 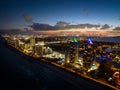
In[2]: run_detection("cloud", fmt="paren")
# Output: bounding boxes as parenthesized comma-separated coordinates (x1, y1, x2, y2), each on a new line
(113, 27, 120, 30)
(55, 21, 70, 27)
(118, 16, 120, 20)
(65, 24, 100, 29)
(30, 21, 100, 30)
(78, 24, 100, 28)
(82, 8, 89, 15)
(100, 24, 110, 29)
(0, 29, 21, 34)
(30, 23, 54, 30)
(22, 14, 33, 24)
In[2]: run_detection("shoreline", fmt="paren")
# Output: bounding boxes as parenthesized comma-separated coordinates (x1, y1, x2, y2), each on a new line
(4, 37, 118, 90)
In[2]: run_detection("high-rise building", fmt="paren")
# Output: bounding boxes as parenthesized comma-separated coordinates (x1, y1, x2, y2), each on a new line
(69, 37, 79, 64)
(43, 47, 53, 55)
(65, 52, 70, 64)
(85, 38, 93, 49)
(34, 45, 43, 57)
(30, 37, 35, 49)
(24, 43, 30, 50)
(15, 39, 19, 48)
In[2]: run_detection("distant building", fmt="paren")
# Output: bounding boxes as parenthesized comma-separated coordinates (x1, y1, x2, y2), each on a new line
(65, 52, 70, 64)
(30, 37, 35, 49)
(15, 39, 19, 48)
(24, 43, 30, 50)
(34, 45, 43, 56)
(43, 47, 53, 55)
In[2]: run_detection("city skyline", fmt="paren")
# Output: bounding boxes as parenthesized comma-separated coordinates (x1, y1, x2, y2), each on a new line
(2, 34, 120, 89)
(0, 0, 120, 30)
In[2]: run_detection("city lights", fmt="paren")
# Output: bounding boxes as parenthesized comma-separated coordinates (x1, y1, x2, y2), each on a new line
(2, 34, 120, 89)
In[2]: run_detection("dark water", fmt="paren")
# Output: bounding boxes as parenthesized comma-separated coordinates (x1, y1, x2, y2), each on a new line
(0, 37, 83, 90)
(91, 37, 120, 43)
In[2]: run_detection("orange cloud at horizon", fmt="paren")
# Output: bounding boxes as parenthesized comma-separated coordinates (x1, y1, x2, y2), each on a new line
(33, 29, 120, 37)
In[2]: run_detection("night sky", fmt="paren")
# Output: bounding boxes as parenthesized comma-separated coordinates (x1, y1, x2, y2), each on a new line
(0, 0, 120, 29)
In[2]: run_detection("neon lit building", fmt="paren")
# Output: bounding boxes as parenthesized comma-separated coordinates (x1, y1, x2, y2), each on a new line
(69, 37, 79, 64)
